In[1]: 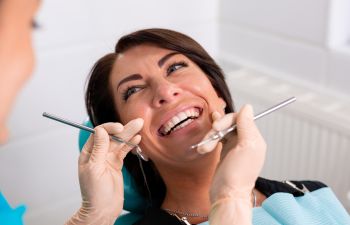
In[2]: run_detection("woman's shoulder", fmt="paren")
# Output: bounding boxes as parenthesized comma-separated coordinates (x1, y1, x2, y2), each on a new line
(256, 177, 327, 197)
(132, 178, 328, 225)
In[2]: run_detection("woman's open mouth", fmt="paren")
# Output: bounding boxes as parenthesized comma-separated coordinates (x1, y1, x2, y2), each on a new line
(158, 107, 203, 136)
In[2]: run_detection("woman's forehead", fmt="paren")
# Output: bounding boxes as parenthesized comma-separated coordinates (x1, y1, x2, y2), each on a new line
(112, 45, 186, 81)
(118, 45, 174, 60)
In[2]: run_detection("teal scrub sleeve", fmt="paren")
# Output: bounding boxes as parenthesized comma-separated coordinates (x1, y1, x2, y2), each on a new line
(0, 192, 26, 225)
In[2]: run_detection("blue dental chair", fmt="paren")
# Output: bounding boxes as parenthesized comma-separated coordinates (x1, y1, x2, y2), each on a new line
(79, 121, 147, 225)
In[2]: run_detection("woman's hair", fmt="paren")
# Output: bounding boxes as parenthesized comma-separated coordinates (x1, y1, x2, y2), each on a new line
(85, 28, 235, 206)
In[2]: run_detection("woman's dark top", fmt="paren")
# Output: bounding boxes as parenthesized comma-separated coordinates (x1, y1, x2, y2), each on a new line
(133, 177, 327, 225)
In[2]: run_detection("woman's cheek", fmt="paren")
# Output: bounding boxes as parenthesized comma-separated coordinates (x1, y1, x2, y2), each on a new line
(124, 102, 148, 121)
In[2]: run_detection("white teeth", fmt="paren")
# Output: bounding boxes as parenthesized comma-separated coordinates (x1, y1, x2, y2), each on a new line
(165, 121, 174, 133)
(178, 112, 187, 122)
(172, 119, 193, 132)
(162, 108, 200, 135)
(185, 109, 192, 118)
(172, 116, 181, 126)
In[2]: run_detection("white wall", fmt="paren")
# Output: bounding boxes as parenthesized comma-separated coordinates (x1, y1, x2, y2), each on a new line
(219, 0, 350, 97)
(0, 1, 219, 224)
(218, 0, 350, 212)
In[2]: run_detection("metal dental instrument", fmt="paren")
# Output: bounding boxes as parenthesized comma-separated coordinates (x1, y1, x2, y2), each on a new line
(191, 96, 296, 149)
(42, 112, 142, 154)
(43, 112, 151, 201)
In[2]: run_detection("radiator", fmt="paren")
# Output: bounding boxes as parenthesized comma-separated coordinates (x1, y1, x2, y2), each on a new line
(225, 68, 350, 211)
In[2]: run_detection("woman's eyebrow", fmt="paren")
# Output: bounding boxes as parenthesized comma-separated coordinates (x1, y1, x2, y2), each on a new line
(117, 52, 179, 90)
(158, 52, 179, 67)
(117, 74, 143, 90)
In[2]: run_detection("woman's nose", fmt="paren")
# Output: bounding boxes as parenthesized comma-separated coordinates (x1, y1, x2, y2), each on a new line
(152, 81, 182, 107)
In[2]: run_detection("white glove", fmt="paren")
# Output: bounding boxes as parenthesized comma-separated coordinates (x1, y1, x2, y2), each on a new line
(197, 105, 266, 225)
(65, 118, 143, 225)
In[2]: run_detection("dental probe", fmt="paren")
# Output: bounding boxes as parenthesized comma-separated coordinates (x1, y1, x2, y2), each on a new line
(191, 96, 296, 149)
(42, 112, 140, 150)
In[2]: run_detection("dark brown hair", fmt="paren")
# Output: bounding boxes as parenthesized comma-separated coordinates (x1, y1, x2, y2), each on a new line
(85, 28, 234, 206)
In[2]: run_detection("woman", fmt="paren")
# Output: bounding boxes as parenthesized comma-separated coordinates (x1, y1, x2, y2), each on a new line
(66, 29, 350, 225)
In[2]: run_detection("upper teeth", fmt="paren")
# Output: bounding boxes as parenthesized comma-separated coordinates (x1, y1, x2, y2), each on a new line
(162, 108, 200, 135)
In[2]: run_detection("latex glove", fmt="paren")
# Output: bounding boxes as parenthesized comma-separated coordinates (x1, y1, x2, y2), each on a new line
(198, 105, 266, 225)
(65, 118, 143, 225)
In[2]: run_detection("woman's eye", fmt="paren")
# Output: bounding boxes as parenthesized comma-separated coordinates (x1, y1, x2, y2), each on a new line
(122, 86, 143, 101)
(167, 61, 187, 75)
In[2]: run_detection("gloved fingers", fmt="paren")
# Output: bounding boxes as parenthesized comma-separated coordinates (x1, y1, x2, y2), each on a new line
(97, 122, 124, 151)
(197, 111, 224, 154)
(97, 122, 124, 136)
(79, 122, 123, 165)
(104, 118, 143, 152)
(117, 118, 144, 141)
(89, 126, 110, 164)
(211, 111, 222, 122)
(235, 104, 262, 148)
(108, 134, 142, 170)
(85, 119, 143, 165)
(212, 112, 237, 131)
(79, 134, 94, 165)
(126, 135, 142, 157)
(197, 129, 220, 154)
(198, 112, 238, 154)
(112, 134, 142, 157)
(209, 105, 267, 210)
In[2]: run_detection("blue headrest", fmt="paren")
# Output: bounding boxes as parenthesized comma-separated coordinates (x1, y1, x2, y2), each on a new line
(78, 120, 148, 213)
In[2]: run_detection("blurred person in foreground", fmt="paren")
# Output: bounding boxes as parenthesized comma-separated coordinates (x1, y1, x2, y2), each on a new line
(0, 0, 39, 224)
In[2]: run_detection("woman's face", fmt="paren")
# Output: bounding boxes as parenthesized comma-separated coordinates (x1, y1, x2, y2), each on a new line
(110, 45, 225, 165)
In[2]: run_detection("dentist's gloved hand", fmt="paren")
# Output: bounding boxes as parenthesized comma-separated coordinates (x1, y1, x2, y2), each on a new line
(198, 105, 266, 225)
(65, 118, 143, 225)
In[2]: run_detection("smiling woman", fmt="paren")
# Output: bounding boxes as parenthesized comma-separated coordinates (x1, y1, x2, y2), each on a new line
(85, 29, 234, 209)
(86, 29, 234, 125)
(65, 29, 350, 225)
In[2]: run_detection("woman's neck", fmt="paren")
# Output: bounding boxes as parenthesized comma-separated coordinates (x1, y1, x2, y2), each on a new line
(158, 147, 221, 223)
